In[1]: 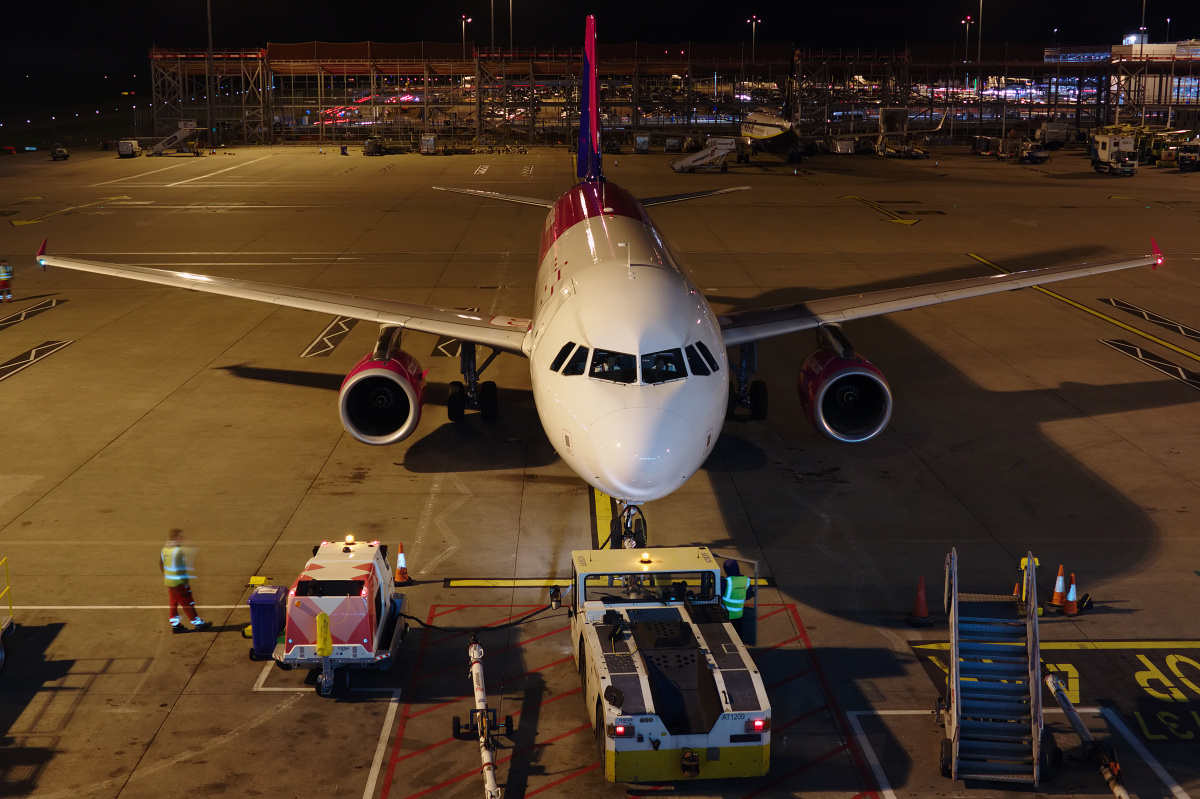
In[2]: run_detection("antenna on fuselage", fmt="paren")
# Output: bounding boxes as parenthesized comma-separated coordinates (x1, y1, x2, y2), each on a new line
(617, 242, 633, 278)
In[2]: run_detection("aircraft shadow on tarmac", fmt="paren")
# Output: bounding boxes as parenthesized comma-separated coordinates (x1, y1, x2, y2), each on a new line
(217, 365, 557, 472)
(0, 623, 71, 795)
(694, 250, 1193, 628)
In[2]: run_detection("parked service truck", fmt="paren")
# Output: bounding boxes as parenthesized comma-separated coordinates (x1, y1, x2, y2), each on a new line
(1091, 133, 1137, 175)
(1179, 141, 1200, 172)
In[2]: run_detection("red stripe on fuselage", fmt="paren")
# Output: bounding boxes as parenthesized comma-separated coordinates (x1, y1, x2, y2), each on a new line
(538, 181, 650, 264)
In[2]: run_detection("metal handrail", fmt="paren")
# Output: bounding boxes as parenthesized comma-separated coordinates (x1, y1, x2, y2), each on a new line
(945, 548, 961, 780)
(1023, 552, 1042, 785)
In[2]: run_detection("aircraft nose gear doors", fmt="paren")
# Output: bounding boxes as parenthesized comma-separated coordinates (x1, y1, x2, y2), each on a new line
(447, 341, 501, 422)
(727, 342, 768, 421)
(611, 503, 647, 549)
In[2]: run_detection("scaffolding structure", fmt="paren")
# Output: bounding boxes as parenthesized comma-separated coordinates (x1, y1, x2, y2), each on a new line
(148, 40, 1200, 147)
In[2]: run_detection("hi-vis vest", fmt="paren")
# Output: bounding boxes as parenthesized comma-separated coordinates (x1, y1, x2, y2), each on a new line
(721, 575, 750, 619)
(161, 545, 190, 587)
(0, 263, 11, 280)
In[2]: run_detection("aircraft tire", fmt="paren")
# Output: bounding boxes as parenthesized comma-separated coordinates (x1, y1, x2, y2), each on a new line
(480, 381, 498, 421)
(749, 381, 768, 421)
(448, 381, 466, 421)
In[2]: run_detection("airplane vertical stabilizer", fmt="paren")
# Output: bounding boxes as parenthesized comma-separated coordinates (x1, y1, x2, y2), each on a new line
(577, 15, 603, 182)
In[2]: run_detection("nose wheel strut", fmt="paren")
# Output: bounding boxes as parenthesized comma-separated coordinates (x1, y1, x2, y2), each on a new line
(727, 342, 768, 421)
(612, 503, 647, 549)
(447, 341, 501, 422)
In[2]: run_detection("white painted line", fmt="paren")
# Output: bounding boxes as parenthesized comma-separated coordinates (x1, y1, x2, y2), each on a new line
(849, 708, 1189, 799)
(13, 605, 247, 610)
(363, 690, 403, 799)
(166, 155, 272, 186)
(252, 661, 308, 692)
(1103, 707, 1193, 799)
(91, 161, 198, 185)
(847, 711, 898, 799)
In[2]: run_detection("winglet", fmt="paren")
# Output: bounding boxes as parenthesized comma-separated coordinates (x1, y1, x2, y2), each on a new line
(1151, 237, 1163, 270)
(36, 238, 47, 270)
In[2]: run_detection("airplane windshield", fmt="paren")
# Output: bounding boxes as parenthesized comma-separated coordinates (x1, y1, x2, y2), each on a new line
(685, 345, 710, 376)
(550, 342, 576, 372)
(590, 350, 637, 384)
(562, 345, 590, 376)
(641, 348, 685, 384)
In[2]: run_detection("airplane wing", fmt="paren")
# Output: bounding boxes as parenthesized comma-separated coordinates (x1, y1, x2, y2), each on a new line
(639, 186, 751, 207)
(35, 244, 531, 356)
(719, 248, 1162, 347)
(432, 186, 553, 208)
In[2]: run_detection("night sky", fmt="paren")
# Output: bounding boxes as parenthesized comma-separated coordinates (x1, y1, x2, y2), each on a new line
(1, 2, 1194, 123)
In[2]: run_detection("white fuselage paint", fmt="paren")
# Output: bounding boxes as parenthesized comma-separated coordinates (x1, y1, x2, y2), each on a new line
(524, 182, 728, 504)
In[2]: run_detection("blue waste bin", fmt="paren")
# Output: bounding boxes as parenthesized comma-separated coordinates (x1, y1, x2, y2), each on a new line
(247, 585, 288, 659)
(340, 145, 349, 156)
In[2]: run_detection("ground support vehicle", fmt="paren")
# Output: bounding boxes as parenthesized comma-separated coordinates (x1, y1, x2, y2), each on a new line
(117, 140, 142, 158)
(567, 547, 770, 782)
(1180, 142, 1200, 171)
(1091, 134, 1138, 175)
(362, 137, 392, 155)
(1019, 141, 1050, 164)
(50, 144, 70, 161)
(669, 138, 737, 172)
(256, 536, 408, 696)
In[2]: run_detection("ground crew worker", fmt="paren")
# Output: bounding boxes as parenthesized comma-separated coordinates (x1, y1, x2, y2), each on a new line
(160, 530, 209, 632)
(720, 559, 752, 634)
(0, 258, 12, 303)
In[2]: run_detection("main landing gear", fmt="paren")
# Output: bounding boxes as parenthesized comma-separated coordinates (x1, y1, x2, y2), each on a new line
(727, 342, 768, 421)
(447, 341, 500, 422)
(611, 503, 647, 549)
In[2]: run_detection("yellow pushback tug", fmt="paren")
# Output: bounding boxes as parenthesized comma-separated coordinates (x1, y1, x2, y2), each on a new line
(566, 546, 770, 782)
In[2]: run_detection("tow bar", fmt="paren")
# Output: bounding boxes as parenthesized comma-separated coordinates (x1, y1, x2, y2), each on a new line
(1043, 672, 1130, 799)
(452, 633, 514, 799)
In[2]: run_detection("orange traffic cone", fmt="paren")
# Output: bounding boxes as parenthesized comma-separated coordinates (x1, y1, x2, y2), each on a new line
(1061, 573, 1079, 616)
(394, 542, 411, 585)
(907, 575, 934, 627)
(1047, 565, 1066, 606)
(1013, 583, 1021, 597)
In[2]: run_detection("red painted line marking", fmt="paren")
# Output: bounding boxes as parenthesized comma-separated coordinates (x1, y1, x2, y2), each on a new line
(767, 665, 814, 691)
(380, 606, 436, 798)
(525, 762, 602, 796)
(755, 606, 788, 623)
(403, 723, 590, 799)
(787, 605, 880, 798)
(430, 604, 471, 619)
(764, 634, 802, 651)
(773, 702, 828, 735)
(740, 742, 848, 799)
(394, 687, 583, 766)
(409, 654, 576, 717)
(426, 606, 543, 647)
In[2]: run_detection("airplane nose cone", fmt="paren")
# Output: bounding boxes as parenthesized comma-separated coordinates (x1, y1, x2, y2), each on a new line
(587, 409, 697, 502)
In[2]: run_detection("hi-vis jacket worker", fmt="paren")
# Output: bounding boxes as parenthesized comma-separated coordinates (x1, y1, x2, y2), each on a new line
(161, 530, 210, 633)
(720, 559, 752, 631)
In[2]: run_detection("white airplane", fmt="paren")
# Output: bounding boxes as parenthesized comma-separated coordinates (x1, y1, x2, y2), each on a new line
(37, 16, 1162, 544)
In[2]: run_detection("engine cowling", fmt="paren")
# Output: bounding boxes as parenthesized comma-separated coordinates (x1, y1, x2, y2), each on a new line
(797, 348, 892, 443)
(338, 351, 426, 445)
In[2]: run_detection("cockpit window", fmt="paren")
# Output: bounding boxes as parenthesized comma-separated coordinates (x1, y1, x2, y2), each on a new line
(695, 341, 721, 373)
(550, 342, 576, 372)
(642, 348, 685, 384)
(590, 350, 637, 384)
(562, 346, 590, 376)
(684, 344, 710, 376)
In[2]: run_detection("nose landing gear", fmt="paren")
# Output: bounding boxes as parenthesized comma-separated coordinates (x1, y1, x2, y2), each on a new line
(612, 503, 647, 549)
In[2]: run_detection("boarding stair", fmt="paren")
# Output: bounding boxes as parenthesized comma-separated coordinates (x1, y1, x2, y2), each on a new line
(940, 548, 1042, 786)
(149, 126, 202, 156)
(669, 138, 737, 172)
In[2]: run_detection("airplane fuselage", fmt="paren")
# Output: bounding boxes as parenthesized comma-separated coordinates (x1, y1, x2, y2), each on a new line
(526, 181, 728, 503)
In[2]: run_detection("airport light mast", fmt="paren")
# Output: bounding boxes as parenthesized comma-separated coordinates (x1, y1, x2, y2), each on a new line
(747, 15, 760, 63)
(461, 15, 472, 60)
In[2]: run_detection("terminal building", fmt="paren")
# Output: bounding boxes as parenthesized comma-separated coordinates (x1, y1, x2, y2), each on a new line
(148, 39, 1200, 146)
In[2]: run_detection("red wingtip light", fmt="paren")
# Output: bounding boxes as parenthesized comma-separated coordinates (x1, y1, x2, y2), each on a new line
(1152, 237, 1163, 269)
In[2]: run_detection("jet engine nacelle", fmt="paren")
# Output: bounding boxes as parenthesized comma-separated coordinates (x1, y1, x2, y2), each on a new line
(338, 351, 426, 445)
(797, 348, 892, 443)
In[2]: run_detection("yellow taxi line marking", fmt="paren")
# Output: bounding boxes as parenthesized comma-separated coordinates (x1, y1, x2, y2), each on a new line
(840, 194, 920, 225)
(969, 252, 1200, 366)
(913, 641, 1200, 651)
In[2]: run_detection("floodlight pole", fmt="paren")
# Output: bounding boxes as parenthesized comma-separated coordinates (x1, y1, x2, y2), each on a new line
(206, 0, 217, 146)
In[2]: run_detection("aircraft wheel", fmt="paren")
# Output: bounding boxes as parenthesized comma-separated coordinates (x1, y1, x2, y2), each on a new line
(479, 381, 498, 421)
(447, 381, 466, 421)
(749, 380, 768, 421)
